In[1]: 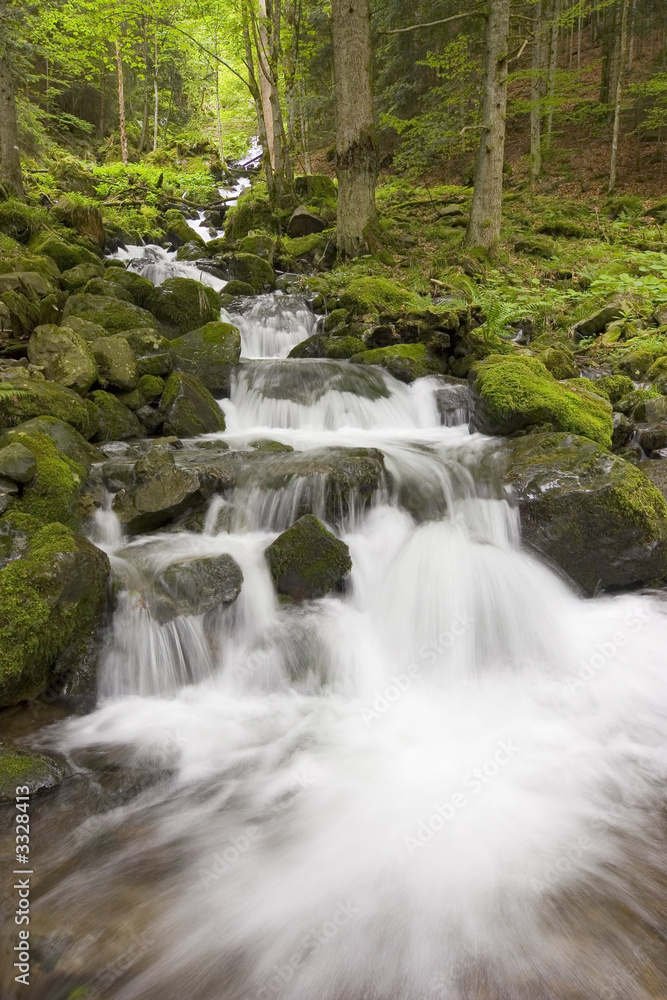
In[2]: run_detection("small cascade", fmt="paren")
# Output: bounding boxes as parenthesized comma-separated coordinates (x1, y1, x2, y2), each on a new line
(224, 293, 320, 359)
(111, 244, 228, 293)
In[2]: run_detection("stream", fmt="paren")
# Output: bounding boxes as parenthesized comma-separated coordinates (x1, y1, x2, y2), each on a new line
(2, 173, 667, 1000)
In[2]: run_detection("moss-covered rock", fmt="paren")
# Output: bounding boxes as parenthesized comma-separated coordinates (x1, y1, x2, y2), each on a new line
(164, 209, 206, 247)
(265, 514, 351, 601)
(238, 232, 277, 262)
(61, 315, 107, 343)
(169, 321, 241, 394)
(28, 233, 100, 271)
(221, 252, 275, 293)
(593, 374, 635, 403)
(225, 191, 276, 241)
(470, 355, 613, 448)
(0, 288, 41, 337)
(91, 335, 137, 391)
(573, 304, 625, 341)
(506, 432, 667, 593)
(294, 174, 337, 208)
(157, 553, 243, 615)
(350, 342, 444, 383)
(0, 514, 110, 707)
(63, 293, 158, 333)
(118, 374, 165, 411)
(102, 267, 155, 309)
(60, 262, 105, 291)
(340, 277, 425, 317)
(5, 431, 86, 527)
(89, 390, 142, 442)
(83, 276, 135, 301)
(0, 743, 64, 801)
(223, 280, 256, 297)
(0, 442, 36, 483)
(540, 346, 579, 380)
(0, 416, 103, 471)
(145, 277, 220, 335)
(123, 327, 173, 376)
(0, 377, 98, 438)
(27, 324, 98, 394)
(0, 269, 57, 299)
(160, 371, 226, 436)
(611, 339, 667, 378)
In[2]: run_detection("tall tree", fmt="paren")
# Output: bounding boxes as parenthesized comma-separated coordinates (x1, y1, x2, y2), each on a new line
(115, 38, 128, 163)
(0, 0, 24, 198)
(331, 0, 378, 258)
(608, 0, 629, 191)
(465, 0, 510, 249)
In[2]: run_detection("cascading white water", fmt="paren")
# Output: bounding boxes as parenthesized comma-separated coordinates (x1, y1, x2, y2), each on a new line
(18, 269, 667, 1000)
(224, 294, 320, 359)
(111, 244, 229, 293)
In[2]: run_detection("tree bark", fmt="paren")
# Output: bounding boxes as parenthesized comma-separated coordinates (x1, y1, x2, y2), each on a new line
(242, 7, 276, 200)
(530, 1, 544, 186)
(257, 0, 276, 168)
(115, 39, 128, 164)
(0, 0, 24, 198)
(465, 0, 510, 249)
(545, 0, 560, 151)
(331, 0, 378, 258)
(608, 0, 629, 192)
(153, 34, 159, 152)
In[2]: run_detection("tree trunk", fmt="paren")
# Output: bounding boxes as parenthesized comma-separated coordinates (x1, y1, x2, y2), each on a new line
(331, 0, 378, 258)
(252, 0, 294, 203)
(257, 0, 276, 169)
(545, 0, 560, 151)
(465, 0, 510, 249)
(242, 7, 276, 200)
(214, 31, 225, 164)
(153, 34, 159, 152)
(608, 0, 629, 192)
(530, 1, 544, 186)
(139, 20, 149, 153)
(115, 39, 128, 164)
(0, 0, 24, 199)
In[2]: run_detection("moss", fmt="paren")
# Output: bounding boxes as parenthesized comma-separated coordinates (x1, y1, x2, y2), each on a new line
(325, 336, 366, 359)
(0, 516, 109, 706)
(615, 387, 660, 417)
(281, 233, 328, 261)
(594, 374, 635, 403)
(541, 346, 579, 380)
(165, 209, 206, 247)
(62, 293, 159, 333)
(89, 390, 142, 442)
(225, 191, 277, 241)
(238, 232, 276, 261)
(29, 233, 100, 270)
(27, 324, 98, 394)
(222, 252, 275, 292)
(224, 280, 256, 296)
(646, 356, 667, 381)
(60, 262, 105, 290)
(160, 372, 226, 436)
(145, 277, 220, 334)
(0, 416, 103, 471)
(91, 335, 137, 391)
(169, 321, 241, 394)
(0, 744, 64, 801)
(102, 267, 155, 309)
(471, 354, 613, 448)
(350, 342, 444, 383)
(265, 514, 351, 601)
(609, 337, 667, 378)
(0, 199, 50, 243)
(7, 431, 85, 528)
(294, 174, 337, 209)
(340, 276, 426, 316)
(0, 377, 98, 438)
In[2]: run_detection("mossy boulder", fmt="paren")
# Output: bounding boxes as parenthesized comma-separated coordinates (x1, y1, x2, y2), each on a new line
(0, 743, 65, 801)
(614, 344, 667, 379)
(102, 267, 155, 309)
(294, 174, 337, 208)
(0, 288, 41, 337)
(123, 327, 173, 376)
(118, 374, 165, 411)
(83, 276, 134, 301)
(323, 336, 366, 360)
(265, 514, 351, 601)
(0, 514, 110, 707)
(29, 233, 100, 271)
(340, 277, 425, 317)
(169, 321, 241, 394)
(225, 192, 276, 241)
(0, 377, 98, 438)
(540, 346, 579, 380)
(469, 355, 613, 448)
(0, 442, 36, 483)
(63, 293, 158, 333)
(60, 315, 107, 343)
(0, 269, 57, 299)
(164, 209, 206, 247)
(27, 324, 98, 394)
(91, 335, 137, 391)
(89, 390, 142, 442)
(222, 252, 274, 293)
(157, 554, 243, 616)
(60, 262, 105, 291)
(238, 232, 277, 262)
(160, 371, 226, 437)
(224, 280, 256, 297)
(593, 374, 635, 403)
(350, 343, 444, 383)
(506, 432, 667, 593)
(0, 417, 103, 471)
(145, 277, 221, 335)
(5, 431, 86, 527)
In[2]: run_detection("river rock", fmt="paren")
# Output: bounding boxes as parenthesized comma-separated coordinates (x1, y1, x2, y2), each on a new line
(29, 234, 100, 271)
(0, 376, 99, 438)
(160, 372, 226, 437)
(505, 431, 667, 593)
(102, 268, 155, 308)
(265, 514, 351, 600)
(287, 208, 326, 238)
(0, 442, 36, 483)
(221, 253, 274, 292)
(469, 355, 613, 448)
(27, 323, 98, 394)
(0, 514, 110, 707)
(63, 293, 159, 333)
(169, 321, 241, 394)
(91, 334, 138, 391)
(89, 390, 142, 441)
(0, 416, 104, 472)
(0, 743, 65, 802)
(146, 277, 220, 335)
(573, 305, 625, 341)
(124, 328, 174, 376)
(350, 343, 445, 383)
(157, 553, 243, 615)
(60, 262, 105, 290)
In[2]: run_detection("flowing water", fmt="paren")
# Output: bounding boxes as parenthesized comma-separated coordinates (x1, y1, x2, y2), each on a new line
(3, 215, 667, 1000)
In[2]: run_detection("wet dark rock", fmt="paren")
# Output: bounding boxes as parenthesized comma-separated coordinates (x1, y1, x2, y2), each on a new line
(611, 412, 634, 450)
(0, 442, 36, 483)
(638, 423, 667, 453)
(287, 207, 326, 238)
(169, 321, 241, 394)
(265, 514, 351, 600)
(505, 431, 667, 593)
(157, 554, 243, 615)
(0, 743, 66, 802)
(573, 305, 625, 341)
(89, 390, 142, 442)
(160, 371, 226, 437)
(27, 324, 98, 394)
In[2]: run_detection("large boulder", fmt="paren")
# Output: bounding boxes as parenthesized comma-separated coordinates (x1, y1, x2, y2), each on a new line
(157, 554, 243, 615)
(169, 321, 241, 394)
(340, 277, 425, 316)
(0, 416, 103, 471)
(62, 293, 159, 333)
(91, 334, 137, 391)
(470, 355, 613, 448)
(287, 207, 326, 238)
(221, 252, 274, 292)
(28, 233, 100, 271)
(350, 343, 444, 383)
(506, 432, 667, 593)
(0, 377, 98, 438)
(160, 372, 226, 437)
(102, 267, 155, 309)
(265, 514, 351, 601)
(164, 209, 206, 248)
(60, 262, 105, 290)
(146, 278, 220, 335)
(3, 431, 86, 528)
(0, 514, 110, 707)
(0, 442, 36, 483)
(89, 390, 142, 442)
(124, 327, 173, 376)
(27, 324, 98, 394)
